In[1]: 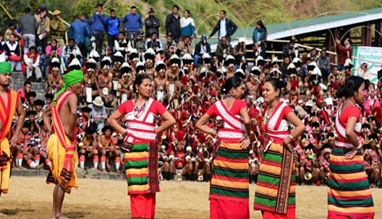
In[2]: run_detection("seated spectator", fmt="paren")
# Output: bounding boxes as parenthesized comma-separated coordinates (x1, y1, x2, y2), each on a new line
(114, 32, 128, 58)
(23, 46, 42, 82)
(145, 33, 162, 52)
(45, 39, 62, 76)
(47, 58, 63, 94)
(177, 35, 193, 57)
(233, 38, 247, 67)
(88, 96, 108, 133)
(62, 38, 80, 67)
(194, 35, 211, 65)
(133, 31, 146, 54)
(216, 36, 233, 62)
(4, 33, 22, 71)
(98, 126, 121, 172)
(17, 80, 32, 101)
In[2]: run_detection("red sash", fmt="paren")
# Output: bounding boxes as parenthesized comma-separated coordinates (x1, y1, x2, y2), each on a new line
(0, 90, 19, 141)
(51, 91, 77, 172)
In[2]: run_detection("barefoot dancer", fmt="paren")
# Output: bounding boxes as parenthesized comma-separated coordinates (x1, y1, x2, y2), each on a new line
(43, 70, 84, 219)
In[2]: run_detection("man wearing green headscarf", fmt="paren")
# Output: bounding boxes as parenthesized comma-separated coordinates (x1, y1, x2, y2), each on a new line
(0, 61, 25, 216)
(43, 69, 83, 219)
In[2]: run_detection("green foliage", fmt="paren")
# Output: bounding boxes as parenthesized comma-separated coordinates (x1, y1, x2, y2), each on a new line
(0, 0, 381, 38)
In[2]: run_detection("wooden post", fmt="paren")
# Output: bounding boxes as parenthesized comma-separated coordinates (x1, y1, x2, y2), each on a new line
(375, 20, 381, 47)
(362, 22, 372, 46)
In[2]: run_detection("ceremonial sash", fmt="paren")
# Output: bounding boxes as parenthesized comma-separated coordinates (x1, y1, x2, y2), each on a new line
(215, 100, 244, 141)
(0, 90, 19, 141)
(51, 91, 77, 173)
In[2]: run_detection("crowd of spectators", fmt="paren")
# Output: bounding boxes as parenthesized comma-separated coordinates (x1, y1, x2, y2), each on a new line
(1, 4, 382, 187)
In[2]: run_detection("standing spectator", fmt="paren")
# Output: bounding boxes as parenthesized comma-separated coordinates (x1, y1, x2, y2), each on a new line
(122, 6, 143, 41)
(23, 46, 42, 81)
(254, 78, 305, 218)
(195, 76, 251, 218)
(4, 34, 22, 71)
(106, 9, 120, 51)
(180, 10, 196, 38)
(91, 3, 107, 55)
(145, 8, 160, 39)
(252, 20, 267, 58)
(4, 20, 22, 41)
(336, 38, 352, 71)
(107, 74, 175, 219)
(215, 36, 233, 62)
(209, 10, 237, 43)
(80, 14, 93, 53)
(19, 7, 37, 53)
(328, 76, 375, 218)
(316, 49, 331, 83)
(69, 16, 91, 58)
(194, 35, 211, 65)
(165, 5, 181, 43)
(35, 6, 50, 53)
(50, 10, 67, 48)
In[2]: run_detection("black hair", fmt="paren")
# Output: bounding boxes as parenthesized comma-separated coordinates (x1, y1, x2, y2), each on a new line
(336, 75, 364, 98)
(110, 9, 115, 13)
(131, 6, 136, 9)
(133, 74, 152, 93)
(24, 81, 31, 86)
(24, 8, 31, 13)
(220, 10, 226, 15)
(185, 10, 190, 15)
(256, 20, 265, 29)
(51, 39, 58, 44)
(220, 76, 242, 94)
(265, 78, 287, 97)
(97, 3, 103, 7)
(68, 38, 75, 42)
(173, 5, 179, 10)
(29, 46, 36, 51)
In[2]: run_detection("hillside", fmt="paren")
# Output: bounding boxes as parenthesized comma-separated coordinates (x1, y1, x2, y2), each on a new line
(1, 0, 382, 38)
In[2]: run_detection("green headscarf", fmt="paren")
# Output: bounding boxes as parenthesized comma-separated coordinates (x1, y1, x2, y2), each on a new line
(54, 70, 84, 102)
(0, 62, 12, 74)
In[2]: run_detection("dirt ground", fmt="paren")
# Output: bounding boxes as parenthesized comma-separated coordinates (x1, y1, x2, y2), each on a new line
(0, 176, 381, 219)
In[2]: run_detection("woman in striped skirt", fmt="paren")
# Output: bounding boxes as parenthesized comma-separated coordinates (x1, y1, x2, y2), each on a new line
(196, 76, 252, 219)
(253, 78, 305, 219)
(328, 75, 374, 219)
(108, 74, 176, 219)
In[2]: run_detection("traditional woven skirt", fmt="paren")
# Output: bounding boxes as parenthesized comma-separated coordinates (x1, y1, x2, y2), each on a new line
(0, 138, 11, 194)
(254, 142, 296, 216)
(124, 142, 159, 195)
(210, 141, 249, 219)
(46, 134, 78, 194)
(328, 147, 374, 218)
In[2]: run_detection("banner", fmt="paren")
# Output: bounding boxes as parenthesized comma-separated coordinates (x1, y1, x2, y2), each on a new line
(352, 46, 382, 84)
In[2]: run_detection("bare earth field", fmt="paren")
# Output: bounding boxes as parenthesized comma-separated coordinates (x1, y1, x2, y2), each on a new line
(0, 176, 381, 219)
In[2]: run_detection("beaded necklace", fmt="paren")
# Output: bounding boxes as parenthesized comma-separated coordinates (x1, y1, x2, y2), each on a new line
(133, 98, 148, 118)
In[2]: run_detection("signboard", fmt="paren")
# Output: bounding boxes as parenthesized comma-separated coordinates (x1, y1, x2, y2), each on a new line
(352, 46, 382, 84)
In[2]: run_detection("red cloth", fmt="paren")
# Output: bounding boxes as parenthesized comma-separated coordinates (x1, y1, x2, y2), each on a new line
(207, 99, 246, 117)
(117, 99, 166, 116)
(328, 214, 373, 219)
(261, 207, 296, 219)
(210, 198, 249, 219)
(130, 193, 156, 219)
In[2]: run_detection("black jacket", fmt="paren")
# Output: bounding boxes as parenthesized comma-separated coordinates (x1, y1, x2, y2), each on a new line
(145, 16, 160, 38)
(209, 18, 237, 39)
(165, 13, 180, 39)
(194, 42, 211, 56)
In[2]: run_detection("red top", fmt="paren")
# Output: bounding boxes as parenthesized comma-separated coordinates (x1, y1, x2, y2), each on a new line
(207, 99, 246, 117)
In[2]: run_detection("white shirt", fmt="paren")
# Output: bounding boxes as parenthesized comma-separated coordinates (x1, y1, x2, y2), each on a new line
(219, 19, 227, 40)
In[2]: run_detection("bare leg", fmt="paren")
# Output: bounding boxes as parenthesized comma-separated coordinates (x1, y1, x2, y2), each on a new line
(52, 184, 68, 219)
